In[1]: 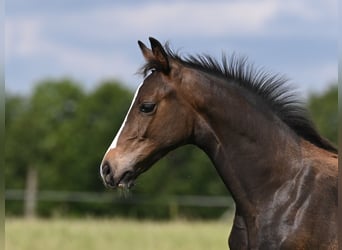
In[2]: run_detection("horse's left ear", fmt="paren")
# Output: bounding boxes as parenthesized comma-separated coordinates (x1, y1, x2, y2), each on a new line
(149, 37, 170, 74)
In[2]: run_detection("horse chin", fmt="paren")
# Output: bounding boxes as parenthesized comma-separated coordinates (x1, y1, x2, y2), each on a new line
(113, 152, 164, 190)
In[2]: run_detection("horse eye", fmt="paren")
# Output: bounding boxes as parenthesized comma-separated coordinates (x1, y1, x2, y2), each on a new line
(139, 103, 156, 114)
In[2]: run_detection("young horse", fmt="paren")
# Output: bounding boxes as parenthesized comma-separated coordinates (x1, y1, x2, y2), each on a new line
(100, 38, 337, 249)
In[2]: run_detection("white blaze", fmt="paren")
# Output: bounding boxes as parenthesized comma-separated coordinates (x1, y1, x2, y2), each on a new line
(100, 82, 144, 179)
(107, 81, 144, 152)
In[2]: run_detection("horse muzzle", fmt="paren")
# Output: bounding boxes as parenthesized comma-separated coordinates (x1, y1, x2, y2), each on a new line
(100, 143, 162, 189)
(100, 161, 137, 189)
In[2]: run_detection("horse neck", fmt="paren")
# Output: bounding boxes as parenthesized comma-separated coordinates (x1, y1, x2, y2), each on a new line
(182, 71, 303, 210)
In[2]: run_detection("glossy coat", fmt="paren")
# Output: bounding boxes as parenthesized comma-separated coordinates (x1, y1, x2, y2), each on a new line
(100, 38, 338, 249)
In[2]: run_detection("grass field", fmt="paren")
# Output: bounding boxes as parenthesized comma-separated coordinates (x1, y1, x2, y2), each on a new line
(6, 217, 233, 250)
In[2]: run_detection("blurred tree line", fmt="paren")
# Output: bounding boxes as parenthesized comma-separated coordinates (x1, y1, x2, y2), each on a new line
(5, 79, 337, 219)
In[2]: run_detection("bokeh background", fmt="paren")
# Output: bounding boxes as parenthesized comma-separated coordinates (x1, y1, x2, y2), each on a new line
(5, 1, 337, 250)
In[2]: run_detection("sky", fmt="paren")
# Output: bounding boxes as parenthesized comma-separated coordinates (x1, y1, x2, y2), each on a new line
(5, 0, 338, 97)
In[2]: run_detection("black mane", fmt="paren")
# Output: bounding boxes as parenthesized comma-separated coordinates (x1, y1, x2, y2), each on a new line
(141, 45, 337, 153)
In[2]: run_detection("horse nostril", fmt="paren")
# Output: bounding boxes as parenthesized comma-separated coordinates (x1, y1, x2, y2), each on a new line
(101, 163, 116, 188)
(102, 163, 111, 176)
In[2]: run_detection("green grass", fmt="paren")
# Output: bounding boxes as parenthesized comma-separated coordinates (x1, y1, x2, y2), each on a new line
(6, 217, 233, 250)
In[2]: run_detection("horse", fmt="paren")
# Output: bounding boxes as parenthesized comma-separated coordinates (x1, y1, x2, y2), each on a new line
(100, 38, 338, 249)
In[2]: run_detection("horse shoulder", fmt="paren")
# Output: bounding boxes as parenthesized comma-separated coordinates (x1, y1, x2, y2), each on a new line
(301, 140, 337, 178)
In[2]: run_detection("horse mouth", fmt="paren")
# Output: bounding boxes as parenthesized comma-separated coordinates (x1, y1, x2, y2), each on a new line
(101, 157, 157, 190)
(116, 171, 137, 189)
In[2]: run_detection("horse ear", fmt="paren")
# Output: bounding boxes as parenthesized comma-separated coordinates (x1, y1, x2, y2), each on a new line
(149, 37, 170, 74)
(138, 40, 154, 61)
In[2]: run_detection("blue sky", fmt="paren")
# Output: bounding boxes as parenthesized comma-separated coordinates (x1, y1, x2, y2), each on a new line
(6, 0, 338, 97)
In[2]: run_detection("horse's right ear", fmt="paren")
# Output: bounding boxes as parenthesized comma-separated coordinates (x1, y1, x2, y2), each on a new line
(138, 40, 154, 61)
(149, 37, 170, 74)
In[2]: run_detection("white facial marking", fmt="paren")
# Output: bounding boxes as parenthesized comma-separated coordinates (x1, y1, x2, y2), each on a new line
(100, 81, 144, 179)
(107, 82, 144, 151)
(108, 81, 144, 152)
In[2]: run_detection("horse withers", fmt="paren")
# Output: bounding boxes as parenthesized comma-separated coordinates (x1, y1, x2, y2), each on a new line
(100, 38, 338, 249)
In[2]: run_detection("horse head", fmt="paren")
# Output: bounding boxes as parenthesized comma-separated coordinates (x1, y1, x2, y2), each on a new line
(100, 38, 195, 189)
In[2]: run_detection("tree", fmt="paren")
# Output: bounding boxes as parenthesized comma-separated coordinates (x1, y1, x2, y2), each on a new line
(66, 80, 133, 192)
(8, 79, 336, 219)
(6, 78, 84, 217)
(307, 85, 337, 146)
(5, 79, 135, 216)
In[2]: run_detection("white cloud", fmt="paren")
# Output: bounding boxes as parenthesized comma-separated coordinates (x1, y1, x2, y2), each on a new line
(5, 18, 42, 58)
(6, 0, 337, 59)
(277, 0, 336, 20)
(59, 0, 337, 40)
(5, 15, 139, 89)
(5, 0, 337, 94)
(57, 1, 278, 39)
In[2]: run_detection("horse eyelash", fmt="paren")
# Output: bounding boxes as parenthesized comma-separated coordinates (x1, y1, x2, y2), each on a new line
(141, 61, 164, 76)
